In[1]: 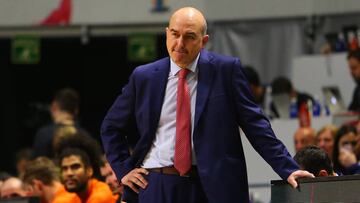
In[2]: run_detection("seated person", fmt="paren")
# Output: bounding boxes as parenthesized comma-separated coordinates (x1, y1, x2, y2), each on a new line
(100, 156, 124, 203)
(333, 125, 360, 175)
(22, 157, 77, 203)
(355, 121, 360, 160)
(52, 125, 78, 154)
(56, 133, 116, 203)
(33, 88, 88, 158)
(15, 148, 33, 177)
(270, 76, 314, 118)
(59, 148, 117, 203)
(243, 66, 265, 108)
(0, 177, 28, 199)
(316, 124, 338, 160)
(0, 171, 11, 194)
(294, 127, 316, 153)
(294, 145, 336, 177)
(347, 49, 360, 112)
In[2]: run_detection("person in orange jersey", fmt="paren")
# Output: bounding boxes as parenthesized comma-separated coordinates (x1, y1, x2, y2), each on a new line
(100, 156, 124, 202)
(22, 157, 77, 203)
(59, 148, 116, 203)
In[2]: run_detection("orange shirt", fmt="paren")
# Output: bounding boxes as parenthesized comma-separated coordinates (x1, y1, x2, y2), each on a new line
(86, 179, 117, 203)
(78, 179, 117, 203)
(53, 179, 116, 203)
(113, 194, 120, 202)
(52, 185, 78, 203)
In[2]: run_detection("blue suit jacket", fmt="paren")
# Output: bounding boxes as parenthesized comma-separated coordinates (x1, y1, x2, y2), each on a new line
(101, 50, 299, 202)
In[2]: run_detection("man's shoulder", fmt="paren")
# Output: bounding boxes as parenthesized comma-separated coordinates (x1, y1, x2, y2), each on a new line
(201, 50, 240, 65)
(34, 123, 56, 139)
(133, 57, 170, 74)
(88, 179, 116, 202)
(53, 186, 80, 203)
(37, 123, 56, 132)
(90, 179, 113, 198)
(53, 196, 80, 203)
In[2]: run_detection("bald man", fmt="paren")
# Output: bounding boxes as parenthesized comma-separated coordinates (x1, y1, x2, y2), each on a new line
(101, 7, 313, 203)
(294, 127, 316, 152)
(0, 177, 28, 199)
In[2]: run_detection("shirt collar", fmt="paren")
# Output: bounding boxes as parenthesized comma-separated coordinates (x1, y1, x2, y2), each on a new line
(170, 53, 200, 76)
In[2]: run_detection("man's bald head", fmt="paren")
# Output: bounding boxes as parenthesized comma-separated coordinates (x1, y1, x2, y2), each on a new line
(166, 7, 209, 69)
(169, 7, 207, 36)
(0, 177, 27, 198)
(294, 127, 316, 152)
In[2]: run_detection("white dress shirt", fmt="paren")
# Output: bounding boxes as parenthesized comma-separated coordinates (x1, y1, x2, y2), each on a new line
(142, 54, 200, 168)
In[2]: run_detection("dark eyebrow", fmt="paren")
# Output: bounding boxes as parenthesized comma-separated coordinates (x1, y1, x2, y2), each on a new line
(170, 28, 178, 33)
(70, 163, 82, 168)
(61, 162, 81, 169)
(171, 29, 196, 35)
(186, 32, 196, 37)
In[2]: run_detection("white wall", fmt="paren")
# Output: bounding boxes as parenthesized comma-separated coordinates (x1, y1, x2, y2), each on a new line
(0, 0, 205, 26)
(1, 0, 360, 26)
(206, 0, 360, 21)
(205, 0, 313, 21)
(313, 0, 360, 15)
(0, 0, 57, 26)
(72, 0, 205, 25)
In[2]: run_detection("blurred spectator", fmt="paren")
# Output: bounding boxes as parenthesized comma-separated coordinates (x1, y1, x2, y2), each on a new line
(54, 132, 102, 180)
(33, 88, 87, 158)
(15, 148, 33, 177)
(294, 146, 336, 177)
(333, 125, 360, 175)
(0, 177, 28, 198)
(270, 76, 314, 118)
(294, 127, 316, 153)
(52, 125, 78, 154)
(100, 156, 123, 202)
(347, 49, 360, 112)
(354, 120, 360, 159)
(243, 66, 265, 108)
(22, 157, 77, 203)
(0, 172, 11, 197)
(316, 125, 338, 159)
(59, 148, 116, 203)
(55, 132, 116, 202)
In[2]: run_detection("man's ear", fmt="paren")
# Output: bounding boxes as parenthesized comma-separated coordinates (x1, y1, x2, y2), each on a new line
(32, 179, 44, 191)
(50, 101, 59, 115)
(51, 101, 58, 109)
(202, 35, 209, 47)
(86, 167, 94, 178)
(318, 170, 329, 177)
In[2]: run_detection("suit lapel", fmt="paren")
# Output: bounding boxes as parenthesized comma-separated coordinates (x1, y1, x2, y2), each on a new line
(149, 59, 170, 139)
(146, 52, 214, 136)
(194, 50, 215, 129)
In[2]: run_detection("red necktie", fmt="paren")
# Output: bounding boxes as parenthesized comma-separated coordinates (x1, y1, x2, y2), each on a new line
(174, 68, 191, 176)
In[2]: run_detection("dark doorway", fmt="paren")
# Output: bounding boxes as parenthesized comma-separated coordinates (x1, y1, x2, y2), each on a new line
(0, 34, 167, 174)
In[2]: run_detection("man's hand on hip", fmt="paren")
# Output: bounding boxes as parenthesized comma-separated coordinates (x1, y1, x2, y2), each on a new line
(121, 168, 149, 193)
(287, 170, 315, 188)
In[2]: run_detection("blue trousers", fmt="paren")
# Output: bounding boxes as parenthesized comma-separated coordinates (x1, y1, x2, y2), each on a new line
(137, 172, 208, 203)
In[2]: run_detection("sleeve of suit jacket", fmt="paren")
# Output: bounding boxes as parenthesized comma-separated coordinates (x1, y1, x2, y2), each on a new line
(101, 69, 139, 180)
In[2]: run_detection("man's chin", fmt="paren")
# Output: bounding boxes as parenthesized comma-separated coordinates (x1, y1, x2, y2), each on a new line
(65, 186, 80, 193)
(65, 181, 88, 193)
(171, 59, 189, 69)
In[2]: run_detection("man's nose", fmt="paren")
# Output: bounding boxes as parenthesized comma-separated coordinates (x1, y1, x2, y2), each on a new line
(177, 36, 185, 47)
(64, 169, 74, 177)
